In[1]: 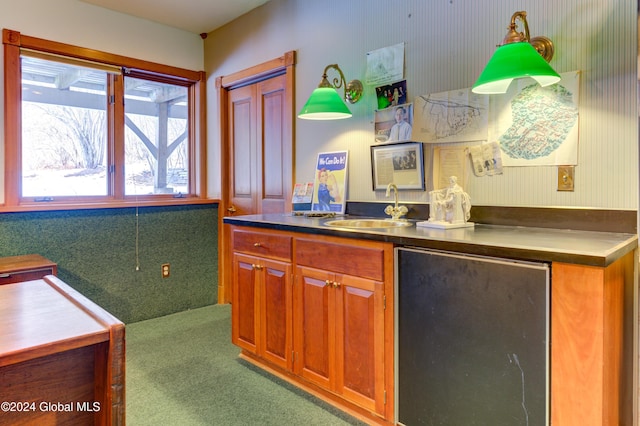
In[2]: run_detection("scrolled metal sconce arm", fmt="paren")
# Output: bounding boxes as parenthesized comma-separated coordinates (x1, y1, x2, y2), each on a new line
(319, 64, 363, 104)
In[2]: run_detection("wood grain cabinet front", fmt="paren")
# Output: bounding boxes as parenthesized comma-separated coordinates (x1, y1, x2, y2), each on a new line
(231, 228, 293, 371)
(0, 254, 57, 285)
(229, 227, 395, 425)
(294, 264, 386, 417)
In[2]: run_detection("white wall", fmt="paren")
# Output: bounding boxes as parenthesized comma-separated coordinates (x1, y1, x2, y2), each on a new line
(0, 0, 204, 202)
(205, 0, 638, 210)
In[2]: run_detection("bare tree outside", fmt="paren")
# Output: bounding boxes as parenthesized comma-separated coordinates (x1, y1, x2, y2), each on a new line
(22, 102, 108, 196)
(21, 55, 190, 198)
(50, 106, 106, 170)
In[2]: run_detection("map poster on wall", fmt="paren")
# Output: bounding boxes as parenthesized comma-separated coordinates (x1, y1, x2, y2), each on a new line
(312, 151, 348, 214)
(489, 71, 580, 166)
(411, 89, 489, 143)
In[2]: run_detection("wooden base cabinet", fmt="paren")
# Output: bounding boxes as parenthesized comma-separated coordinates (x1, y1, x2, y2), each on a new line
(230, 227, 394, 424)
(551, 251, 635, 426)
(231, 229, 293, 371)
(294, 265, 386, 416)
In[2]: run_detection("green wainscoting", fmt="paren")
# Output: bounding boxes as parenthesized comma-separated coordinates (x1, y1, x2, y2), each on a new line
(0, 204, 218, 323)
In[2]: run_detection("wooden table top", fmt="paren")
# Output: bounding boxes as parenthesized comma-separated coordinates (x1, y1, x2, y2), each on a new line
(0, 276, 121, 367)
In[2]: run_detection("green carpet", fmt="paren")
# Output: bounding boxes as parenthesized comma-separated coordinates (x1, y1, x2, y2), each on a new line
(126, 304, 366, 425)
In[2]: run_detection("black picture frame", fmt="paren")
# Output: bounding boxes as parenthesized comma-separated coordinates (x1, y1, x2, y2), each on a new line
(371, 142, 425, 191)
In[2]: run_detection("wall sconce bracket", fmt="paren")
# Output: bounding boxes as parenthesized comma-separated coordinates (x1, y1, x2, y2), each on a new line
(503, 11, 555, 62)
(320, 64, 363, 104)
(530, 36, 554, 62)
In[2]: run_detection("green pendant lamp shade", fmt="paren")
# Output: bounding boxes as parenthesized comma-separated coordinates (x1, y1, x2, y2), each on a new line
(472, 11, 561, 94)
(298, 64, 363, 120)
(298, 86, 352, 120)
(472, 42, 561, 94)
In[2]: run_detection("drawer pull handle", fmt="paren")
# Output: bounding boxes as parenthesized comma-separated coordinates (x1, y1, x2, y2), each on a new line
(253, 243, 262, 247)
(0, 273, 10, 278)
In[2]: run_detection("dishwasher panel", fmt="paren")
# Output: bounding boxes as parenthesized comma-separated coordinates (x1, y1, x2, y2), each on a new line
(396, 247, 549, 426)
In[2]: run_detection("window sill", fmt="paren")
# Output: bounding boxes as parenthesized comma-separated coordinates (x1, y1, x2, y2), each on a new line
(0, 197, 220, 213)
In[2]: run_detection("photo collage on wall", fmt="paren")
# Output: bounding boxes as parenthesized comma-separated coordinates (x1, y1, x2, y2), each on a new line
(374, 81, 413, 144)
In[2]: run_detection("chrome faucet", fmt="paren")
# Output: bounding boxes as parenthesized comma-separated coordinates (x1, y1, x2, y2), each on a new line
(384, 183, 408, 220)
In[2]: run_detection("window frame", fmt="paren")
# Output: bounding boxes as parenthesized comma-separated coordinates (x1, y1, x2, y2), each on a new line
(2, 29, 209, 211)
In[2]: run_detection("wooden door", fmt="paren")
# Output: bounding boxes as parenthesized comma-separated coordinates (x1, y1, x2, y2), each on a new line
(228, 76, 288, 216)
(228, 85, 257, 217)
(257, 76, 289, 214)
(218, 52, 295, 304)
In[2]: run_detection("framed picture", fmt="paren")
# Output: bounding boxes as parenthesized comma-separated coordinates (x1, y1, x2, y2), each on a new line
(374, 103, 413, 143)
(371, 142, 425, 191)
(311, 151, 348, 214)
(375, 80, 408, 110)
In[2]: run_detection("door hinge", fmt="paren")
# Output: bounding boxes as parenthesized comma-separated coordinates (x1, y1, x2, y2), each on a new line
(291, 350, 295, 365)
(108, 94, 115, 105)
(383, 294, 386, 310)
(384, 390, 387, 404)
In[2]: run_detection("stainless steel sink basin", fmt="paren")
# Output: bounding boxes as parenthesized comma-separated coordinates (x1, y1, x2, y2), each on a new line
(324, 219, 412, 229)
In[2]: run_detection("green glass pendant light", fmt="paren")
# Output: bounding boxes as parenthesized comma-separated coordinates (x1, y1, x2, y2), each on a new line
(298, 64, 363, 120)
(472, 11, 561, 94)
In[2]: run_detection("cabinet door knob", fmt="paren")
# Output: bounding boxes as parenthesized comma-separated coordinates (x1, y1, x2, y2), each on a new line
(227, 205, 237, 213)
(253, 242, 262, 247)
(325, 280, 332, 287)
(252, 264, 263, 270)
(333, 281, 341, 288)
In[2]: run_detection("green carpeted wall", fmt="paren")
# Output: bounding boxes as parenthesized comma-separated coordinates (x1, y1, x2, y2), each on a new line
(0, 204, 218, 323)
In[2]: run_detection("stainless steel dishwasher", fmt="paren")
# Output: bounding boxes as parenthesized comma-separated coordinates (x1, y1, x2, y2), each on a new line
(395, 247, 549, 426)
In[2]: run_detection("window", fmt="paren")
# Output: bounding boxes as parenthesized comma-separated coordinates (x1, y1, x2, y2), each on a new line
(3, 29, 206, 210)
(21, 54, 110, 197)
(124, 74, 190, 196)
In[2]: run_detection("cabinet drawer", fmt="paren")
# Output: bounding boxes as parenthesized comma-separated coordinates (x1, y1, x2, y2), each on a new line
(295, 238, 385, 281)
(0, 267, 56, 285)
(233, 229, 292, 261)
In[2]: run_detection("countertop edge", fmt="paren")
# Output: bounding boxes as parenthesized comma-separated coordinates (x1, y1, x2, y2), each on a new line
(224, 215, 638, 267)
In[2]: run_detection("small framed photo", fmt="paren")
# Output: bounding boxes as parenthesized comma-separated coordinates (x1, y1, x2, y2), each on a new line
(374, 103, 413, 143)
(371, 141, 425, 191)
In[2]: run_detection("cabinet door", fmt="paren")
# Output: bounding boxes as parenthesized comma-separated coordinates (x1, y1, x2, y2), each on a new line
(231, 253, 259, 353)
(294, 266, 333, 389)
(294, 266, 386, 415)
(334, 273, 385, 415)
(232, 252, 292, 369)
(260, 258, 292, 370)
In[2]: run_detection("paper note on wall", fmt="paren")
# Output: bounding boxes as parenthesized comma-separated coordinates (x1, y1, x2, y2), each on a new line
(366, 43, 404, 86)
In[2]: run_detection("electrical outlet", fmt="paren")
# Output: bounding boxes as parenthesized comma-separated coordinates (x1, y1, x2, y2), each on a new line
(161, 263, 170, 278)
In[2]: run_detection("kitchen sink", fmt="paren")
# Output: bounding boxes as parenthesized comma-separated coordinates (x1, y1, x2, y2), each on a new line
(324, 219, 412, 229)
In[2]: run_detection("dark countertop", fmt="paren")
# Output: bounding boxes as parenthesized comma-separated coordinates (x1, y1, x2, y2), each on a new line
(224, 214, 638, 267)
